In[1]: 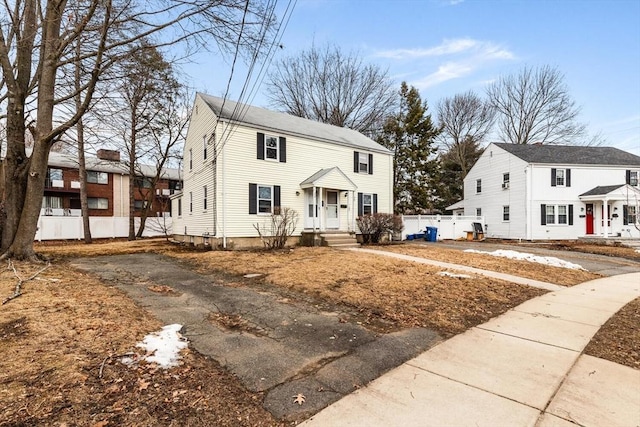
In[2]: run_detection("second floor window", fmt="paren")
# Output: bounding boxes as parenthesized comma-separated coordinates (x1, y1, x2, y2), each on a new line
(203, 185, 208, 210)
(551, 168, 571, 187)
(203, 135, 208, 160)
(87, 171, 108, 184)
(629, 171, 639, 187)
(476, 179, 482, 193)
(503, 173, 510, 188)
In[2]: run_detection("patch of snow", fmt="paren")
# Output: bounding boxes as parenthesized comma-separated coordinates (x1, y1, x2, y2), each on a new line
(136, 324, 188, 369)
(464, 249, 585, 270)
(438, 271, 472, 279)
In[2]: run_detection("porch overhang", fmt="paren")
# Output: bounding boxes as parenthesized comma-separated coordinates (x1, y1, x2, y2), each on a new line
(299, 167, 357, 191)
(579, 184, 640, 202)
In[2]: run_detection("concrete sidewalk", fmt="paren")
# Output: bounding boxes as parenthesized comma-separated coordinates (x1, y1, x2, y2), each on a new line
(300, 272, 640, 427)
(349, 248, 565, 291)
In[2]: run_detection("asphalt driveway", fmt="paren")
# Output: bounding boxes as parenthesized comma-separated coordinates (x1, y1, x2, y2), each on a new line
(70, 254, 440, 422)
(416, 240, 640, 276)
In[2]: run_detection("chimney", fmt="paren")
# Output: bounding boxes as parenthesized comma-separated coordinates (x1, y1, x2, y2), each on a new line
(97, 149, 121, 162)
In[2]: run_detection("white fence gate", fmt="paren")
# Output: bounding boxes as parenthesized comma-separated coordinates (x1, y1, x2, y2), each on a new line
(401, 215, 484, 241)
(34, 216, 172, 241)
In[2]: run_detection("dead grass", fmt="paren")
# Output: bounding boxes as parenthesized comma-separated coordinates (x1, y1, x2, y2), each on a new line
(8, 238, 634, 425)
(170, 246, 546, 336)
(584, 297, 640, 369)
(0, 259, 284, 426)
(376, 243, 602, 286)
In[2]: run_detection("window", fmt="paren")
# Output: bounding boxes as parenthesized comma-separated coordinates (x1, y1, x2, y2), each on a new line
(551, 168, 571, 187)
(189, 192, 193, 213)
(177, 198, 182, 216)
(265, 136, 278, 160)
(88, 198, 108, 209)
(258, 185, 273, 213)
(628, 171, 639, 187)
(476, 208, 482, 217)
(257, 133, 286, 162)
(42, 196, 62, 209)
(249, 183, 281, 214)
(189, 149, 193, 171)
(623, 205, 638, 225)
(476, 179, 482, 193)
(47, 168, 63, 181)
(134, 200, 148, 210)
(203, 185, 208, 210)
(203, 135, 207, 160)
(87, 171, 108, 184)
(357, 192, 377, 216)
(503, 173, 510, 189)
(354, 151, 373, 174)
(558, 205, 568, 224)
(362, 193, 373, 215)
(546, 205, 556, 224)
(134, 177, 152, 188)
(541, 204, 573, 225)
(503, 205, 510, 221)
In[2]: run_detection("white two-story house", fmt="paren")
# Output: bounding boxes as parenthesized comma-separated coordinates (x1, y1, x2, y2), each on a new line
(463, 143, 640, 240)
(171, 93, 394, 248)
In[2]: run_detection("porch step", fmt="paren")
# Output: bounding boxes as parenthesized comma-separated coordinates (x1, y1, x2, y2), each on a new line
(320, 233, 360, 248)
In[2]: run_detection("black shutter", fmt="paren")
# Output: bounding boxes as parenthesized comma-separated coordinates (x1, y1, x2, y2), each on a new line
(568, 204, 574, 225)
(623, 205, 629, 225)
(354, 152, 359, 173)
(279, 137, 286, 163)
(357, 192, 363, 217)
(626, 170, 631, 185)
(368, 154, 373, 175)
(566, 169, 571, 187)
(257, 133, 265, 160)
(551, 169, 556, 187)
(274, 185, 281, 211)
(373, 194, 378, 213)
(541, 204, 547, 225)
(249, 183, 257, 214)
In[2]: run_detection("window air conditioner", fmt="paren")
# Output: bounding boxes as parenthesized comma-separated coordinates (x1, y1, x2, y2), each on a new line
(502, 182, 509, 189)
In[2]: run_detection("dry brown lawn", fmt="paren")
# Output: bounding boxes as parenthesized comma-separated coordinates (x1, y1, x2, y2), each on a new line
(0, 238, 635, 426)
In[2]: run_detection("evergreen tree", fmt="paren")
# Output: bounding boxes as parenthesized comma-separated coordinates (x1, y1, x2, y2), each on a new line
(437, 136, 484, 212)
(377, 82, 441, 214)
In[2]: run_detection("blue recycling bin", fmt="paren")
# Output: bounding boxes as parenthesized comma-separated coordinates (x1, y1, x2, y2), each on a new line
(425, 226, 438, 242)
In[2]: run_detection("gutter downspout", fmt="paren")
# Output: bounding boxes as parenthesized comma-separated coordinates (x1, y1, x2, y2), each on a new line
(222, 122, 227, 249)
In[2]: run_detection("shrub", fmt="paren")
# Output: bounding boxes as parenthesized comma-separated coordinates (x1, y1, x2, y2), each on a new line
(357, 213, 404, 244)
(253, 207, 299, 249)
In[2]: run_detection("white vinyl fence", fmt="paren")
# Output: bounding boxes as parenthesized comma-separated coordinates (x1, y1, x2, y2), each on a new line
(401, 215, 485, 241)
(35, 216, 172, 241)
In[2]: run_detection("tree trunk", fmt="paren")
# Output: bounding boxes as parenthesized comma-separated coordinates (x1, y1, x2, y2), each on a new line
(128, 117, 137, 241)
(77, 119, 93, 244)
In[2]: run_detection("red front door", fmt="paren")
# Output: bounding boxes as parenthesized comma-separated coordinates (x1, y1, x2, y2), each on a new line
(586, 204, 594, 235)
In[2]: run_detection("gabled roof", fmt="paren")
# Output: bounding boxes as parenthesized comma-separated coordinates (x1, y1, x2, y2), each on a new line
(300, 167, 357, 190)
(493, 143, 640, 166)
(198, 93, 391, 155)
(446, 200, 464, 210)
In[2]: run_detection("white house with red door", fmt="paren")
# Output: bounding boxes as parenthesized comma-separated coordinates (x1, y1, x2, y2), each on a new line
(170, 93, 394, 248)
(462, 143, 640, 240)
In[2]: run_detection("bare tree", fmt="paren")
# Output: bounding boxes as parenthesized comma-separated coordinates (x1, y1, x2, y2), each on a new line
(0, 0, 276, 260)
(265, 44, 396, 135)
(486, 65, 588, 145)
(437, 91, 495, 176)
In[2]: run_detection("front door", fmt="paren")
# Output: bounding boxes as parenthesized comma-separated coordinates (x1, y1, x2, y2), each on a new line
(326, 190, 340, 229)
(585, 204, 594, 234)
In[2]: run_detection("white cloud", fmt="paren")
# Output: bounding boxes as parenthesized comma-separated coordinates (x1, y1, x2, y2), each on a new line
(414, 62, 475, 88)
(375, 38, 480, 60)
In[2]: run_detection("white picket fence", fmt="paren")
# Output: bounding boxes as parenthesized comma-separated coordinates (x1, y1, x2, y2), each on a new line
(34, 216, 172, 241)
(401, 215, 485, 241)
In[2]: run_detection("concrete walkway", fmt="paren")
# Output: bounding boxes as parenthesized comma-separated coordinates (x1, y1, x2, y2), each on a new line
(349, 247, 564, 291)
(300, 272, 640, 427)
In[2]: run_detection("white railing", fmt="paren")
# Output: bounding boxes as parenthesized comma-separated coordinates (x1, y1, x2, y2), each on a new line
(34, 216, 172, 241)
(401, 215, 485, 241)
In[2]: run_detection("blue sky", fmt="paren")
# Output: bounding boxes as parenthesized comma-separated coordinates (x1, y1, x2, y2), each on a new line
(183, 0, 640, 155)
